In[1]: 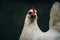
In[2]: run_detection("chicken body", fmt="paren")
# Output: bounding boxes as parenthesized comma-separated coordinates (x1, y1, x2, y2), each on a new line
(19, 2, 60, 40)
(19, 9, 42, 40)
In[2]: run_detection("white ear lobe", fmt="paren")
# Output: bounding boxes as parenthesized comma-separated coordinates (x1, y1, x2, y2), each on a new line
(35, 10, 37, 13)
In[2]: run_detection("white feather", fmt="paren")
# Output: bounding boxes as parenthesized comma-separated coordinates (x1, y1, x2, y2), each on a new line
(49, 2, 60, 32)
(19, 2, 60, 40)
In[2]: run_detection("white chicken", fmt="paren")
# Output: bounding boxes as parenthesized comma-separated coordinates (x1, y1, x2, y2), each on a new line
(19, 6, 42, 40)
(19, 2, 60, 40)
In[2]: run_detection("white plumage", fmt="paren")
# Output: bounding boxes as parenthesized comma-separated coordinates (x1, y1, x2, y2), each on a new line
(49, 2, 60, 32)
(19, 2, 60, 40)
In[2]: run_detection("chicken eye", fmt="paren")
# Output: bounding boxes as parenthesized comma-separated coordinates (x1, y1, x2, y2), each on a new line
(29, 12, 32, 15)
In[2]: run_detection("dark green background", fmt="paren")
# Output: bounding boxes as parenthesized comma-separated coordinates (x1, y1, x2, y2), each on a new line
(0, 0, 60, 40)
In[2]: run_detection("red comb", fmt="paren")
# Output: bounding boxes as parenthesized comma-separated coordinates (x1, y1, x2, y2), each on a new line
(32, 6, 35, 14)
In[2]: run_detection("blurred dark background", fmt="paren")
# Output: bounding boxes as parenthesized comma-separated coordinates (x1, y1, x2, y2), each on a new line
(0, 0, 60, 40)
